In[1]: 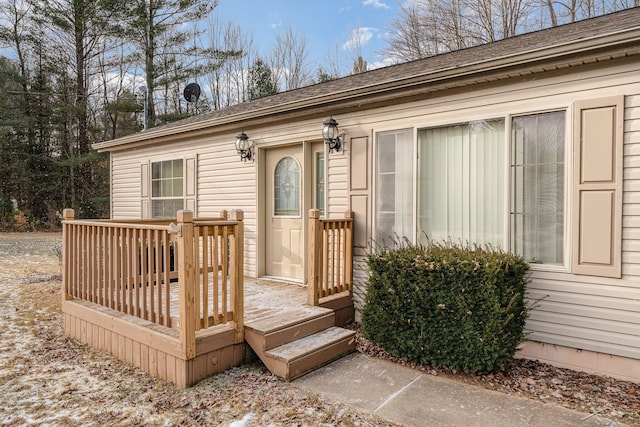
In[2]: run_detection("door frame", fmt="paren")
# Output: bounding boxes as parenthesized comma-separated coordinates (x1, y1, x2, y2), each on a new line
(257, 140, 326, 284)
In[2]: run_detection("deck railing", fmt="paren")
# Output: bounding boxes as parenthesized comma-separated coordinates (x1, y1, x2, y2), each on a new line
(61, 209, 244, 359)
(307, 209, 354, 306)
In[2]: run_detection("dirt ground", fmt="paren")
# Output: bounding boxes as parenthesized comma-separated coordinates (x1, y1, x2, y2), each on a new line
(0, 233, 391, 426)
(1, 233, 638, 426)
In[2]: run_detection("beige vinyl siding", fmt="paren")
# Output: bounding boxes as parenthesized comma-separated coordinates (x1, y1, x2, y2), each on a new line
(197, 143, 256, 277)
(110, 135, 257, 277)
(106, 56, 640, 361)
(524, 271, 640, 357)
(622, 94, 640, 281)
(344, 58, 640, 358)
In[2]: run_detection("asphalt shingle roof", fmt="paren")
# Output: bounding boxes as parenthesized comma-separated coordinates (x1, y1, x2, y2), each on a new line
(96, 7, 640, 149)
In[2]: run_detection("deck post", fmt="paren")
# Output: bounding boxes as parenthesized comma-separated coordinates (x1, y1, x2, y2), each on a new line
(345, 210, 354, 297)
(177, 210, 196, 359)
(62, 209, 75, 301)
(230, 210, 244, 343)
(307, 209, 321, 306)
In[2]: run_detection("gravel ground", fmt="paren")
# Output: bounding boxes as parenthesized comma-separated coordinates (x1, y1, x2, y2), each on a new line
(1, 233, 638, 426)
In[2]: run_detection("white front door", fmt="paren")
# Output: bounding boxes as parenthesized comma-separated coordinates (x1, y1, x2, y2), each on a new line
(265, 145, 305, 280)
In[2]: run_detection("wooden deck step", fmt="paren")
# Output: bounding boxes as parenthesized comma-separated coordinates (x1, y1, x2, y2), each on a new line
(245, 307, 335, 351)
(264, 327, 356, 381)
(244, 304, 356, 381)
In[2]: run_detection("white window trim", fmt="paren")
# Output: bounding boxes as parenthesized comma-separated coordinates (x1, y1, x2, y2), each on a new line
(149, 157, 186, 219)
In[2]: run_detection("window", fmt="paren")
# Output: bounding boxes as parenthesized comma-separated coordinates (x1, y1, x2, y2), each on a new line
(374, 129, 413, 245)
(418, 119, 505, 247)
(374, 111, 565, 265)
(314, 152, 325, 216)
(274, 156, 301, 216)
(511, 112, 565, 264)
(151, 159, 184, 218)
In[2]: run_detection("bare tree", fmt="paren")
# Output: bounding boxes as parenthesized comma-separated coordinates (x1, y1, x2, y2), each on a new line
(270, 26, 313, 91)
(469, 0, 532, 42)
(543, 0, 559, 27)
(222, 21, 254, 106)
(381, 1, 440, 62)
(343, 24, 370, 69)
(206, 15, 254, 109)
(381, 0, 634, 63)
(324, 43, 346, 78)
(381, 0, 474, 62)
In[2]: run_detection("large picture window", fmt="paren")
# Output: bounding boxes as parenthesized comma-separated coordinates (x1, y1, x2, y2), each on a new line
(374, 111, 565, 265)
(151, 159, 184, 218)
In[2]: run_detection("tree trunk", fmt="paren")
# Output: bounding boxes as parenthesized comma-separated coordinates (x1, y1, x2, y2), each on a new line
(145, 0, 156, 127)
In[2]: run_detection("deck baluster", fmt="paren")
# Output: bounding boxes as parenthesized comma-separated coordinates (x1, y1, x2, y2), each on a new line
(307, 209, 354, 306)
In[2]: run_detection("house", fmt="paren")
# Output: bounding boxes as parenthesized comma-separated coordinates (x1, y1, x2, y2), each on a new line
(83, 8, 640, 384)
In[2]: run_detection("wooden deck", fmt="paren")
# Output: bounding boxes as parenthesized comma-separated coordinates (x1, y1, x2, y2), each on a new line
(63, 277, 355, 386)
(61, 209, 355, 387)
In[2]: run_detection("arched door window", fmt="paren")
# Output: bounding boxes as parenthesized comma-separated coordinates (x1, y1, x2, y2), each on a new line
(274, 156, 301, 216)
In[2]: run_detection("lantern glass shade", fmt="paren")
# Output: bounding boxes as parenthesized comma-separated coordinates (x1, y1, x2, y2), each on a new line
(322, 118, 339, 141)
(236, 132, 249, 153)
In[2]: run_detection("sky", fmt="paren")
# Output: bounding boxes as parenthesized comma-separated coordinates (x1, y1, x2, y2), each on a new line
(213, 0, 402, 74)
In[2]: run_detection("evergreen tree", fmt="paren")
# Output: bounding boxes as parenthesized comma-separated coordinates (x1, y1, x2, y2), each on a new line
(119, 0, 218, 127)
(30, 0, 113, 218)
(248, 58, 278, 100)
(315, 66, 338, 83)
(0, 58, 26, 226)
(350, 55, 368, 75)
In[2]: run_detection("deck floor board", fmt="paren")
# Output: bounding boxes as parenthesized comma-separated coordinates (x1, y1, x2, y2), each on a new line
(165, 277, 313, 330)
(88, 278, 325, 338)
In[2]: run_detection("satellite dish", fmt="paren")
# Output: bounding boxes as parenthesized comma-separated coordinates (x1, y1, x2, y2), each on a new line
(183, 82, 201, 103)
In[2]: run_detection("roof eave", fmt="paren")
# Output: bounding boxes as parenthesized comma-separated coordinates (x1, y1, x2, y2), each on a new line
(93, 26, 640, 152)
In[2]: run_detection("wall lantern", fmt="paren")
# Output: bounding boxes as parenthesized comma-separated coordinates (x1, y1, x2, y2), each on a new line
(235, 131, 253, 162)
(322, 117, 342, 153)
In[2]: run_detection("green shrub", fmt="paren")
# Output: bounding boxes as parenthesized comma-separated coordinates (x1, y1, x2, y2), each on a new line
(361, 241, 529, 373)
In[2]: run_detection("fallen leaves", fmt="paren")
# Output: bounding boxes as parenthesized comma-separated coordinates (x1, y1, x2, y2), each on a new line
(348, 323, 640, 425)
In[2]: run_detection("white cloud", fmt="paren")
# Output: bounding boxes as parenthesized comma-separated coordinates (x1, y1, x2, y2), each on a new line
(342, 27, 375, 52)
(269, 13, 282, 30)
(363, 0, 390, 9)
(369, 57, 397, 70)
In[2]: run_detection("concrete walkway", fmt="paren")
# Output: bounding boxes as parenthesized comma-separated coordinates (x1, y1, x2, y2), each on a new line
(293, 353, 623, 426)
